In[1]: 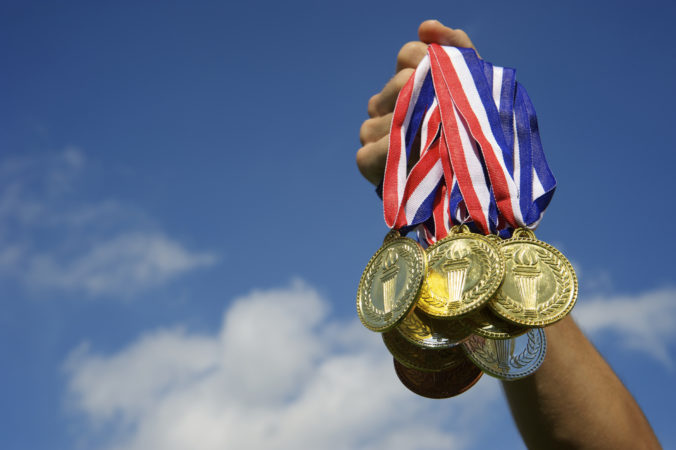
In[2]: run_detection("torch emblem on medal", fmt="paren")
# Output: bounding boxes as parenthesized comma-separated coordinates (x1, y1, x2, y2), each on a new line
(492, 339, 516, 371)
(441, 242, 471, 308)
(379, 248, 400, 312)
(512, 247, 541, 318)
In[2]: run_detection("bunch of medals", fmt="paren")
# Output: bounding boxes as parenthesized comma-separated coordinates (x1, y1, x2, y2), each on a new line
(356, 45, 578, 398)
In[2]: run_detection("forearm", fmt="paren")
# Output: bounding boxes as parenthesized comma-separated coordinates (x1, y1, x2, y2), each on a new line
(502, 316, 660, 449)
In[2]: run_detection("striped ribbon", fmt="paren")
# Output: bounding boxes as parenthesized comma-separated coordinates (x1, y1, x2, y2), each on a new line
(382, 44, 555, 244)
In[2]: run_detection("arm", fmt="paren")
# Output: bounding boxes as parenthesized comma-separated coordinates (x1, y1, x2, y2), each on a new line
(356, 20, 660, 449)
(503, 316, 660, 449)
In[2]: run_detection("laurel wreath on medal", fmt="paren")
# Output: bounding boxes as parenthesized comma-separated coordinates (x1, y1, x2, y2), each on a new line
(469, 338, 499, 365)
(537, 251, 573, 316)
(510, 330, 541, 368)
(359, 243, 423, 330)
(465, 330, 545, 379)
(423, 239, 499, 312)
(398, 311, 431, 341)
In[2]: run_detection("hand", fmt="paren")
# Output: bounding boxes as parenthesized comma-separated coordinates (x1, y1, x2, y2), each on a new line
(356, 20, 477, 185)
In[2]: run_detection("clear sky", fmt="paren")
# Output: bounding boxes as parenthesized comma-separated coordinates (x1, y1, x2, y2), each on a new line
(2, 1, 676, 449)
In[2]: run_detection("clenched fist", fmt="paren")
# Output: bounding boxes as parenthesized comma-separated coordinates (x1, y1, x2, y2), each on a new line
(356, 20, 476, 185)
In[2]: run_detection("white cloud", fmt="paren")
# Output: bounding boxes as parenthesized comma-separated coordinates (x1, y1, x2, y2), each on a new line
(64, 281, 506, 450)
(65, 328, 220, 424)
(0, 149, 217, 297)
(574, 287, 676, 367)
(27, 232, 216, 296)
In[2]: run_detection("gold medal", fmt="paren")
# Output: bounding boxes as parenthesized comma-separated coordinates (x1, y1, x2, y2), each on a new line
(393, 357, 483, 399)
(418, 225, 504, 318)
(462, 328, 547, 380)
(489, 228, 578, 327)
(356, 230, 426, 332)
(382, 328, 466, 372)
(460, 305, 528, 340)
(396, 306, 471, 349)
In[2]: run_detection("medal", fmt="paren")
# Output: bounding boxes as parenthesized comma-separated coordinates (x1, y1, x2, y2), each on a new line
(462, 328, 547, 380)
(359, 42, 569, 396)
(417, 225, 504, 318)
(396, 305, 471, 349)
(393, 357, 482, 399)
(460, 305, 528, 340)
(382, 327, 466, 372)
(357, 230, 426, 332)
(489, 228, 578, 327)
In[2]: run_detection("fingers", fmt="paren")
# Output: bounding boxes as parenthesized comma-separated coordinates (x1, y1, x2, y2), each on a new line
(366, 41, 426, 118)
(418, 19, 477, 53)
(356, 134, 389, 185)
(360, 113, 392, 145)
(358, 38, 426, 184)
(367, 22, 474, 119)
(357, 20, 478, 186)
(358, 114, 392, 185)
(396, 41, 428, 72)
(367, 68, 414, 118)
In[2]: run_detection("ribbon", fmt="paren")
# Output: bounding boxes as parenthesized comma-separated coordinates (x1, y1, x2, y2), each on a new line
(381, 44, 556, 244)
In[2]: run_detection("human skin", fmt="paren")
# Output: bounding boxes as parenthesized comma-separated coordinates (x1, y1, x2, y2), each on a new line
(356, 20, 661, 449)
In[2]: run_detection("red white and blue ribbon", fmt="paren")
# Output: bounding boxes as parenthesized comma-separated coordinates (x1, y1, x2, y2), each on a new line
(381, 44, 556, 244)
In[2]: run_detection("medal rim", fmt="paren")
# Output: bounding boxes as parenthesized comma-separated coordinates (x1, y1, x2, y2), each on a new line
(393, 357, 483, 399)
(459, 306, 529, 340)
(396, 307, 472, 349)
(488, 231, 578, 327)
(382, 328, 466, 372)
(356, 234, 427, 332)
(462, 328, 547, 380)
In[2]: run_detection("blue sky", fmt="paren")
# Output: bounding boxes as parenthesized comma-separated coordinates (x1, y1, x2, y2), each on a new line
(2, 1, 676, 448)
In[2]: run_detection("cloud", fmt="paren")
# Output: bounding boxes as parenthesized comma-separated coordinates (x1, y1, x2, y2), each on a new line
(64, 281, 505, 450)
(27, 232, 217, 296)
(574, 287, 676, 367)
(0, 149, 217, 297)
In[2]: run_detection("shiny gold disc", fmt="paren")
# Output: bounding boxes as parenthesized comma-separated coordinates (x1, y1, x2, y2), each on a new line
(393, 356, 483, 399)
(418, 225, 504, 319)
(459, 305, 528, 340)
(489, 228, 578, 327)
(356, 231, 427, 332)
(462, 328, 547, 381)
(382, 328, 466, 372)
(396, 306, 471, 349)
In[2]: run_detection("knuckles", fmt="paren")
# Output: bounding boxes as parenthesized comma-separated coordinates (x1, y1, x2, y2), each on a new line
(356, 135, 389, 185)
(355, 145, 371, 175)
(448, 28, 475, 51)
(367, 94, 381, 117)
(454, 28, 472, 47)
(359, 118, 378, 145)
(454, 28, 469, 39)
(357, 28, 476, 186)
(397, 41, 427, 69)
(356, 142, 385, 185)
